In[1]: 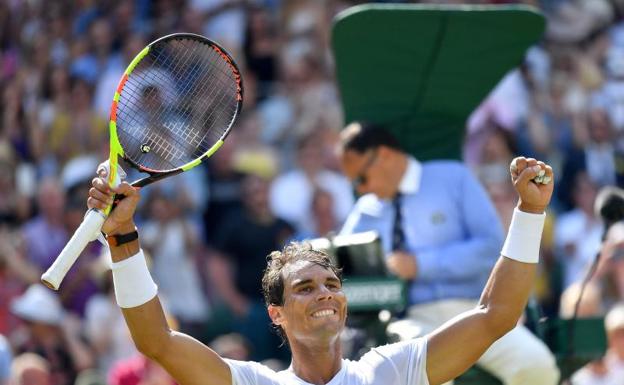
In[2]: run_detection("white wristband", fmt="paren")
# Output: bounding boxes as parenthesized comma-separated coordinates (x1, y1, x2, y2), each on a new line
(111, 249, 158, 308)
(501, 208, 546, 264)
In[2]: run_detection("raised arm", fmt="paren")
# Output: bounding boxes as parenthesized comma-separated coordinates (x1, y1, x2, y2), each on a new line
(425, 157, 554, 385)
(87, 174, 232, 385)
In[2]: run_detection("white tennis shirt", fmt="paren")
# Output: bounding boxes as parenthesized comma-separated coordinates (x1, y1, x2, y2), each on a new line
(226, 338, 430, 385)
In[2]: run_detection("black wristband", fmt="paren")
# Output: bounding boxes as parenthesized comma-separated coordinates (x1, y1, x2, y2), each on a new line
(107, 230, 139, 247)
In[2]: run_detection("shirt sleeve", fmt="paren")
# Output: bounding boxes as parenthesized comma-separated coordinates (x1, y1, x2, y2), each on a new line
(225, 359, 281, 385)
(360, 338, 430, 385)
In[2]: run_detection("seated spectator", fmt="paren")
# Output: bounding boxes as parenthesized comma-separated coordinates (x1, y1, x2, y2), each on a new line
(209, 333, 251, 361)
(558, 109, 619, 210)
(84, 252, 137, 380)
(57, 182, 101, 316)
(9, 284, 93, 385)
(20, 179, 67, 275)
(269, 133, 353, 235)
(571, 303, 624, 384)
(555, 170, 603, 290)
(202, 134, 246, 244)
(141, 188, 210, 337)
(207, 172, 294, 361)
(292, 188, 339, 241)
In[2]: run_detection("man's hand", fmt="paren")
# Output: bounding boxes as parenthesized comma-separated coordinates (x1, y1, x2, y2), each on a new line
(509, 157, 554, 214)
(87, 168, 140, 235)
(386, 251, 418, 279)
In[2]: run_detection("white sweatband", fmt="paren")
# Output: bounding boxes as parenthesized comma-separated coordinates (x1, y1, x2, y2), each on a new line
(501, 208, 546, 264)
(111, 249, 158, 308)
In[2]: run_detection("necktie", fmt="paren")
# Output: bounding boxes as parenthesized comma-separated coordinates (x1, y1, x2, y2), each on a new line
(392, 193, 406, 250)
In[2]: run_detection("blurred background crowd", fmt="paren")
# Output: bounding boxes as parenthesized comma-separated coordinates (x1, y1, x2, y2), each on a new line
(2, 0, 624, 384)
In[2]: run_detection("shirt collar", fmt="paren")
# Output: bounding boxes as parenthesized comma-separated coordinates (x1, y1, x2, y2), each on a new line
(397, 156, 421, 195)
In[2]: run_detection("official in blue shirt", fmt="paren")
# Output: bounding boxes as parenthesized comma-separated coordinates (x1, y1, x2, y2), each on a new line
(338, 122, 559, 385)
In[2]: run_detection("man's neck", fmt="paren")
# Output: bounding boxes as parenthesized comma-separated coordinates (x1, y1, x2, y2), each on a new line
(289, 338, 342, 385)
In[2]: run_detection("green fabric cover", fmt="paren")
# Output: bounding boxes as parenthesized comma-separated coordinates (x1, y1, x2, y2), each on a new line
(332, 4, 545, 160)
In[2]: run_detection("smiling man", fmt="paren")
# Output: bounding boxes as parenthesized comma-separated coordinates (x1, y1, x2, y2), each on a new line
(84, 154, 554, 385)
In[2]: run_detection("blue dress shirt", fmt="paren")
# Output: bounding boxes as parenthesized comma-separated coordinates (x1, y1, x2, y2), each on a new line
(341, 157, 504, 304)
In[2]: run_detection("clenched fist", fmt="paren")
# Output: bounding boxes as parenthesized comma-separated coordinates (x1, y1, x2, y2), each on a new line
(509, 157, 554, 214)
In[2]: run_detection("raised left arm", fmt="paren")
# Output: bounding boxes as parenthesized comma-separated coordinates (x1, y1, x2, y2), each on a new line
(425, 157, 553, 385)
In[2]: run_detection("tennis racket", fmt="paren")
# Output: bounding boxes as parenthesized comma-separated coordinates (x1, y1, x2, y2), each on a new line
(42, 33, 243, 290)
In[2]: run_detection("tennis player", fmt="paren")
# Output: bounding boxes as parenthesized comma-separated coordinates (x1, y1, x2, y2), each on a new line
(87, 156, 553, 385)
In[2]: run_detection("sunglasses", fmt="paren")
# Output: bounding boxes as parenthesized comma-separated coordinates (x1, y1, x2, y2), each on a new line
(352, 149, 378, 189)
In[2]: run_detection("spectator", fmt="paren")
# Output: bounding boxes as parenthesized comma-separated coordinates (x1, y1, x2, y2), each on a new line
(559, 108, 619, 211)
(302, 188, 340, 239)
(209, 333, 251, 361)
(208, 172, 294, 361)
(554, 170, 603, 290)
(269, 133, 353, 235)
(56, 181, 101, 316)
(84, 252, 137, 380)
(202, 134, 245, 244)
(46, 77, 107, 169)
(243, 5, 279, 102)
(9, 284, 94, 385)
(478, 164, 517, 231)
(94, 33, 147, 119)
(20, 178, 67, 275)
(141, 188, 211, 337)
(571, 302, 624, 384)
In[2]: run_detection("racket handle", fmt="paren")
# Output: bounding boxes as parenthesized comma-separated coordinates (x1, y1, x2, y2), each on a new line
(41, 209, 107, 290)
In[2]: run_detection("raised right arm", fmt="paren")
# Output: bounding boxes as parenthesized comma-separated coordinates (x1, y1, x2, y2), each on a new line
(88, 176, 232, 385)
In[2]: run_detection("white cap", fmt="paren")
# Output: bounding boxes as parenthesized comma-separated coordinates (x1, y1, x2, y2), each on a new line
(605, 302, 624, 332)
(11, 284, 64, 325)
(61, 155, 99, 190)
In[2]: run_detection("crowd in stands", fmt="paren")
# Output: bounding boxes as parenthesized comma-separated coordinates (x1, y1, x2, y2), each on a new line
(1, 0, 624, 384)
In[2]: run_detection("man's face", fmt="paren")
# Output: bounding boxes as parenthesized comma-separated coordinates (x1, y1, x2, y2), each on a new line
(270, 261, 347, 344)
(340, 149, 395, 199)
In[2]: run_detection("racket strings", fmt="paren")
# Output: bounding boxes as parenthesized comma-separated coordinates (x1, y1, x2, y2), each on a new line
(132, 41, 232, 161)
(115, 36, 239, 172)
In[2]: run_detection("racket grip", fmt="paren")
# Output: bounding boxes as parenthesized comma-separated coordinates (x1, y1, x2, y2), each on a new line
(41, 209, 107, 290)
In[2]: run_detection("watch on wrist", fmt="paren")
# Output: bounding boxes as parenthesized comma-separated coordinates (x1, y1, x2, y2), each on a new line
(107, 229, 139, 247)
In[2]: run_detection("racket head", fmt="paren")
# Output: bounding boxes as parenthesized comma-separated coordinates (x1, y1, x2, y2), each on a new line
(107, 33, 243, 188)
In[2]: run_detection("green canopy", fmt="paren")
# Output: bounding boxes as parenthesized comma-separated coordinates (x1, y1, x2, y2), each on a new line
(331, 4, 545, 160)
